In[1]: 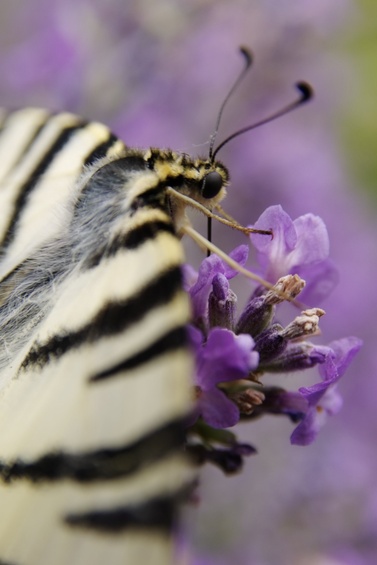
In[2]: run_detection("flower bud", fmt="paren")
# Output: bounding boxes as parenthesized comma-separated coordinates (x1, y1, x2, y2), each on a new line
(208, 273, 237, 330)
(253, 324, 287, 364)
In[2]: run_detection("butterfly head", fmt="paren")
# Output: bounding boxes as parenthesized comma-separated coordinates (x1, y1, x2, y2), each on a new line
(144, 148, 230, 209)
(195, 159, 229, 201)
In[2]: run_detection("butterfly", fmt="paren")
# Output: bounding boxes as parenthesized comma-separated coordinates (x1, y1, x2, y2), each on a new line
(0, 106, 211, 564)
(0, 49, 311, 564)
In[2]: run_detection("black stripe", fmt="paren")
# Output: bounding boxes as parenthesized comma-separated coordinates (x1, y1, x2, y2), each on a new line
(90, 325, 187, 382)
(7, 120, 49, 172)
(85, 220, 175, 269)
(0, 416, 188, 484)
(128, 175, 195, 211)
(1, 124, 84, 249)
(130, 183, 169, 209)
(94, 155, 147, 176)
(21, 266, 183, 370)
(83, 133, 119, 167)
(120, 220, 174, 249)
(0, 113, 51, 190)
(65, 489, 189, 533)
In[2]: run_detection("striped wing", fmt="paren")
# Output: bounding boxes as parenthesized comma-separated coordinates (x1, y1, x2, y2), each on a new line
(0, 109, 193, 564)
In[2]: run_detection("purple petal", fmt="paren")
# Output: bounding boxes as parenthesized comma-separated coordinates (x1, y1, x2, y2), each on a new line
(320, 386, 343, 416)
(251, 205, 297, 279)
(188, 254, 225, 321)
(194, 255, 225, 289)
(290, 387, 343, 446)
(196, 328, 258, 389)
(297, 344, 344, 408)
(187, 324, 204, 350)
(199, 388, 240, 428)
(299, 379, 335, 409)
(290, 408, 323, 446)
(291, 337, 362, 445)
(223, 245, 249, 279)
(291, 213, 330, 265)
(295, 258, 339, 304)
(319, 336, 363, 381)
(251, 205, 297, 254)
(181, 264, 198, 292)
(250, 207, 333, 297)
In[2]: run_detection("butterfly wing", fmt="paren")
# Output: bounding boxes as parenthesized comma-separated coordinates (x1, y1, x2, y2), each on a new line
(0, 109, 193, 564)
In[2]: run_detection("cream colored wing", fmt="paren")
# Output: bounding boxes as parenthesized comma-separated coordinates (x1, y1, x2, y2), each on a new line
(0, 109, 193, 565)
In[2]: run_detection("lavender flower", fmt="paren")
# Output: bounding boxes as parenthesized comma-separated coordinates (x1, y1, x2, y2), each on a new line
(187, 206, 361, 464)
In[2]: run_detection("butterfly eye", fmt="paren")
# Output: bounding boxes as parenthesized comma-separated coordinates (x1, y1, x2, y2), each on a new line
(201, 171, 223, 199)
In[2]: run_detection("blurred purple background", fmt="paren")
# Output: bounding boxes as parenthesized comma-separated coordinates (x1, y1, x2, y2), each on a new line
(0, 1, 376, 564)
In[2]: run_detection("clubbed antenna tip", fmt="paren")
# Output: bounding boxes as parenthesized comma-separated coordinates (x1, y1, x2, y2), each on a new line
(296, 81, 314, 103)
(239, 46, 253, 67)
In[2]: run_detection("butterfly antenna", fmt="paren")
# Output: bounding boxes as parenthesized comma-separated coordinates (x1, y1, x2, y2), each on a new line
(208, 47, 253, 160)
(212, 82, 313, 160)
(207, 216, 212, 256)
